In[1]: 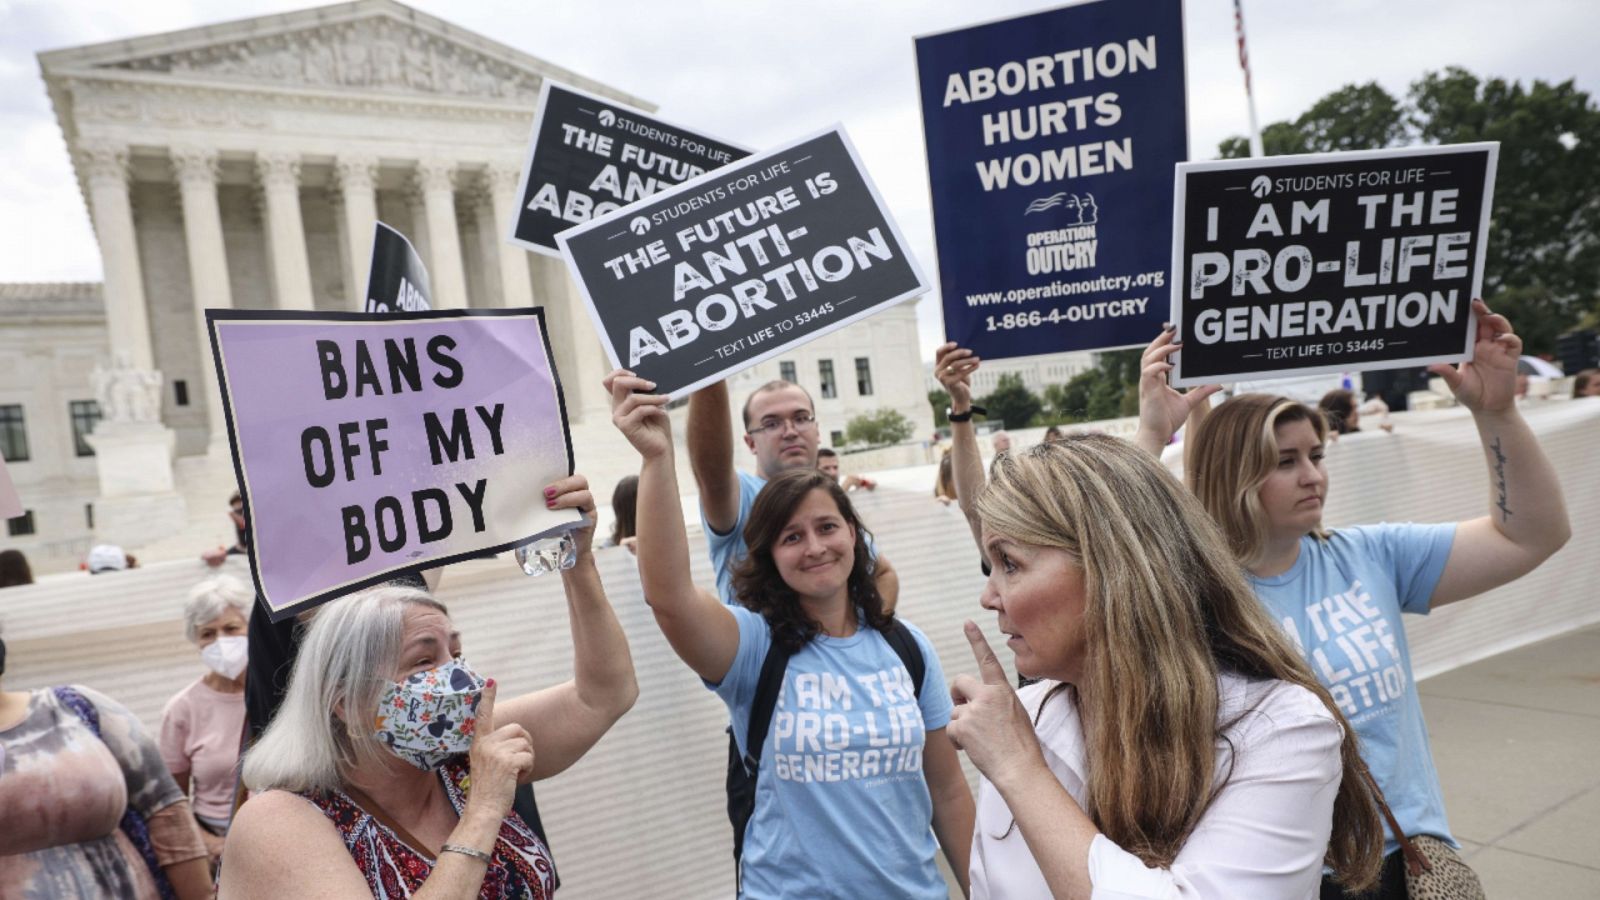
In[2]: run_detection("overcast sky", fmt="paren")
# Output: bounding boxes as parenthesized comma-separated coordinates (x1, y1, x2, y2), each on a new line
(2, 0, 1596, 360)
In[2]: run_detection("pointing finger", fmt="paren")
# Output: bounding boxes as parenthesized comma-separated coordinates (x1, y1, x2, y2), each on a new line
(963, 621, 1009, 686)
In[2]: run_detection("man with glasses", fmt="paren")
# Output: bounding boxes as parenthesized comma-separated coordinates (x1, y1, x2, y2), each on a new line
(687, 380, 898, 608)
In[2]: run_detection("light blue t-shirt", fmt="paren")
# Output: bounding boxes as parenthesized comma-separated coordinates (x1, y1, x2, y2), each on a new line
(1249, 522, 1457, 857)
(713, 606, 952, 900)
(704, 470, 769, 604)
(703, 470, 876, 605)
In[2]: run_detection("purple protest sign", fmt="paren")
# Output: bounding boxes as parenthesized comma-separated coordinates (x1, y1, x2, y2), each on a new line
(206, 307, 579, 621)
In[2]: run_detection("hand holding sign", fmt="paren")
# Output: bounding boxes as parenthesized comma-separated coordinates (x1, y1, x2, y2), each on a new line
(948, 621, 1047, 791)
(1428, 298, 1521, 414)
(934, 342, 981, 410)
(604, 369, 672, 461)
(544, 474, 598, 560)
(1135, 326, 1220, 448)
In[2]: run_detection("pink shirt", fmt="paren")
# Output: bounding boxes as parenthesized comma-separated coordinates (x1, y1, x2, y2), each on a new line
(159, 678, 245, 823)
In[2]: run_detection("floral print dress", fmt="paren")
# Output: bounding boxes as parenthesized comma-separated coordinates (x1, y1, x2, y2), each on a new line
(302, 758, 555, 899)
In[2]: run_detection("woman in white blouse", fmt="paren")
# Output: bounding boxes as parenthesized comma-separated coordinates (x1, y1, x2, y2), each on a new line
(947, 436, 1383, 898)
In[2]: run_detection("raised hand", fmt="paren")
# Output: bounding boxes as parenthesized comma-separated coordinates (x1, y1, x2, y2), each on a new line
(935, 342, 981, 411)
(604, 369, 672, 459)
(947, 622, 1046, 790)
(1136, 325, 1221, 449)
(543, 473, 596, 559)
(465, 680, 535, 819)
(1429, 299, 1521, 414)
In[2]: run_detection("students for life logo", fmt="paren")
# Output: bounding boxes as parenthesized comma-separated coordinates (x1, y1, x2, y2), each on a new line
(1250, 175, 1272, 198)
(597, 109, 617, 127)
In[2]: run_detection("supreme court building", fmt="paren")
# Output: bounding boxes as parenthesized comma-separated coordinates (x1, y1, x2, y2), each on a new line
(3, 0, 929, 571)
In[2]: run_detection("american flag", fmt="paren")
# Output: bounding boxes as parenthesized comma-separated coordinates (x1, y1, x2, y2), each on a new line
(1234, 0, 1253, 97)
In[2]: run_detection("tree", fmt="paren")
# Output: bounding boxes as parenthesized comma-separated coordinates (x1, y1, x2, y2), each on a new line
(978, 373, 1042, 430)
(1409, 69, 1600, 352)
(1218, 69, 1600, 353)
(845, 409, 914, 447)
(1039, 350, 1142, 424)
(928, 388, 951, 427)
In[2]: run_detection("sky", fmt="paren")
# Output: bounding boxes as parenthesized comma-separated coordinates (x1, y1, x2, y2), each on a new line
(2, 0, 1597, 361)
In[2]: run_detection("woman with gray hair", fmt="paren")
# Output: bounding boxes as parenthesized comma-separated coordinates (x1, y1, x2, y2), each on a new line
(218, 474, 637, 899)
(160, 573, 254, 860)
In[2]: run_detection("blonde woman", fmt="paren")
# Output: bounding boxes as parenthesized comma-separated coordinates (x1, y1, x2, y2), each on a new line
(948, 436, 1382, 898)
(1136, 301, 1571, 898)
(220, 475, 638, 899)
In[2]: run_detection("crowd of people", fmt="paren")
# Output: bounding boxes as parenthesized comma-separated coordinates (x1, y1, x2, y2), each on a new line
(0, 300, 1584, 899)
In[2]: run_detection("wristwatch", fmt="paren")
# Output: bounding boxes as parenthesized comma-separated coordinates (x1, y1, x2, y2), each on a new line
(947, 405, 986, 423)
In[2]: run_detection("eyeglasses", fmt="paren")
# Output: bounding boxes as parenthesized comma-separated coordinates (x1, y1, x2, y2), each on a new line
(746, 412, 817, 435)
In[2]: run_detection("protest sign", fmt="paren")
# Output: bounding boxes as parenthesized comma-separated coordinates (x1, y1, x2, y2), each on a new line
(1170, 143, 1498, 386)
(915, 0, 1186, 360)
(206, 307, 580, 621)
(365, 222, 431, 314)
(557, 126, 928, 400)
(508, 81, 749, 256)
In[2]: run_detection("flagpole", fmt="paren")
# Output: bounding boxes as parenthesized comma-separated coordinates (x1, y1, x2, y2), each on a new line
(1234, 0, 1265, 157)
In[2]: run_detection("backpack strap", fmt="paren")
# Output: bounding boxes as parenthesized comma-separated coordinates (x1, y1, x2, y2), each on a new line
(53, 687, 178, 900)
(744, 638, 797, 777)
(730, 635, 796, 892)
(882, 620, 926, 700)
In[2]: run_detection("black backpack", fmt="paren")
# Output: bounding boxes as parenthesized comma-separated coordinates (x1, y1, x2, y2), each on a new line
(724, 620, 925, 885)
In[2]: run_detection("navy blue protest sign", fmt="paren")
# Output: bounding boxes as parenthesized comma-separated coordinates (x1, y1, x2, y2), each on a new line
(557, 126, 927, 400)
(507, 81, 749, 256)
(916, 0, 1186, 359)
(1170, 144, 1499, 386)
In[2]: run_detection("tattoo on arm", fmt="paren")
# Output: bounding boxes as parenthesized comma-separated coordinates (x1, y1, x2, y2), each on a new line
(1491, 436, 1512, 522)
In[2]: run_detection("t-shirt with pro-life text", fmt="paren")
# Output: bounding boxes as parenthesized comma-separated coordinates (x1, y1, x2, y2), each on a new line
(1248, 522, 1458, 857)
(712, 606, 952, 900)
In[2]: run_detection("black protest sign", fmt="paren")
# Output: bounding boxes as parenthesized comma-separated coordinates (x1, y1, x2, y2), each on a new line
(508, 81, 749, 256)
(557, 126, 928, 400)
(1171, 143, 1498, 386)
(364, 222, 432, 314)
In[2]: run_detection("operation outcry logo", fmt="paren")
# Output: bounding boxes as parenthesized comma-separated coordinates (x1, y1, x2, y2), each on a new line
(1023, 192, 1099, 225)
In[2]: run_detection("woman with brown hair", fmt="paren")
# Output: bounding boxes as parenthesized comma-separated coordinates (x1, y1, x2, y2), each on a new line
(607, 474, 639, 553)
(1136, 301, 1570, 898)
(607, 369, 974, 900)
(948, 435, 1384, 898)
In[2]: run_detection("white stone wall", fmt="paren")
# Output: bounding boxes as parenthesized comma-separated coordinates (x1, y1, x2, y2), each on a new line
(730, 299, 935, 449)
(0, 292, 109, 572)
(926, 349, 1100, 397)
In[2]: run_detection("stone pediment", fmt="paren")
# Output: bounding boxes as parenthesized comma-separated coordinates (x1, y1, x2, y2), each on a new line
(101, 15, 544, 104)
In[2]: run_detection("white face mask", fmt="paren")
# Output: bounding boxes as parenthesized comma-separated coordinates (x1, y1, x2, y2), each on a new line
(200, 634, 248, 679)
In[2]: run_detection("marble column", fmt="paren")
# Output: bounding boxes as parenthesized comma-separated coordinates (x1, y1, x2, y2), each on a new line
(561, 275, 612, 422)
(79, 140, 156, 372)
(483, 164, 535, 309)
(332, 154, 379, 310)
(171, 145, 233, 447)
(413, 159, 468, 309)
(256, 152, 315, 310)
(465, 181, 502, 308)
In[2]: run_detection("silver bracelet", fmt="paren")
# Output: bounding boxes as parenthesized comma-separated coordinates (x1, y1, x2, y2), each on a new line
(441, 843, 493, 864)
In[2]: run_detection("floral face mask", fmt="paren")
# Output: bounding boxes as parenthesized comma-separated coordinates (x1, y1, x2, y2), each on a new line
(373, 658, 486, 771)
